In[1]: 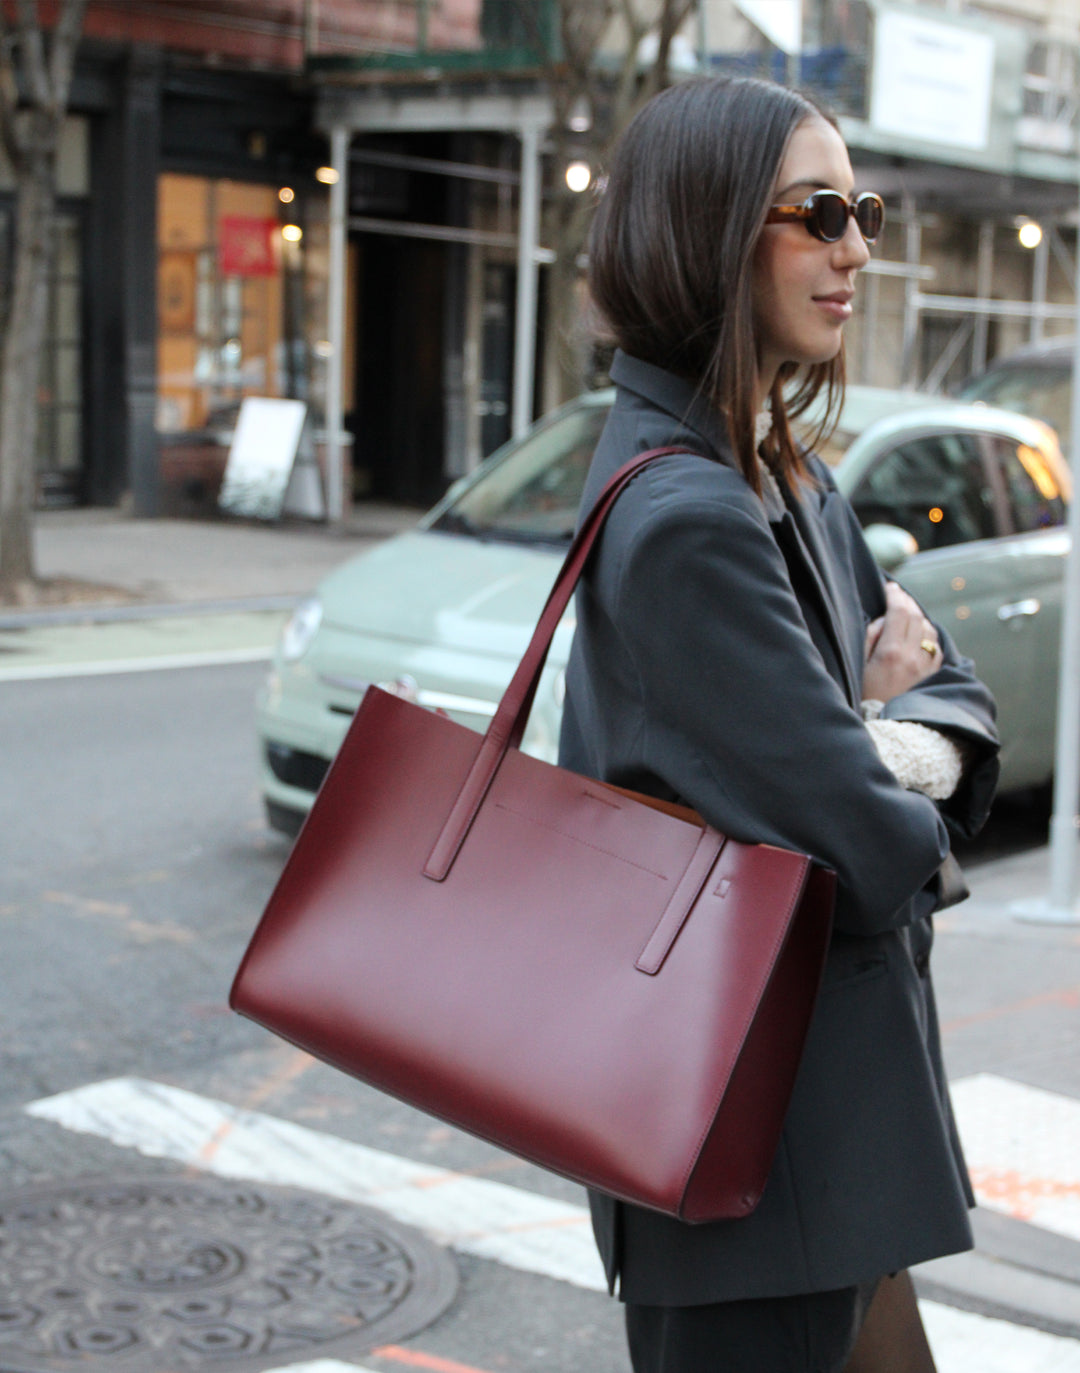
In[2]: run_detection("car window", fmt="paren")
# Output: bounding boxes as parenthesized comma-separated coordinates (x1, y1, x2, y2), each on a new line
(958, 361, 1072, 449)
(849, 433, 997, 551)
(432, 403, 609, 544)
(988, 435, 1067, 532)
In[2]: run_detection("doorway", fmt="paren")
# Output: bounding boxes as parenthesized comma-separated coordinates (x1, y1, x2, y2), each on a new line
(354, 233, 448, 506)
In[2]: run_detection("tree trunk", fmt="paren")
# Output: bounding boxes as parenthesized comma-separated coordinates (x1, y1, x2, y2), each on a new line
(0, 133, 54, 591)
(542, 215, 578, 409)
(541, 180, 601, 409)
(531, 0, 695, 408)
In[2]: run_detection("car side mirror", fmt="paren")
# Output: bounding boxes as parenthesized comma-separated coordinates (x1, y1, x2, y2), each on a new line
(863, 523, 918, 572)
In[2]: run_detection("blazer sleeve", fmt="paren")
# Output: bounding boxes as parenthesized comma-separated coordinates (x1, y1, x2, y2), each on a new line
(835, 479, 1000, 840)
(609, 479, 952, 939)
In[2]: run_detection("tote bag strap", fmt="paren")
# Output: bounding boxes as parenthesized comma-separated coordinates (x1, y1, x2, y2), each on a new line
(424, 445, 697, 882)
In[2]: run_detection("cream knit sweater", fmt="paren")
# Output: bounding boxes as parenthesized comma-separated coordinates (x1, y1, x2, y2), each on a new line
(757, 443, 965, 802)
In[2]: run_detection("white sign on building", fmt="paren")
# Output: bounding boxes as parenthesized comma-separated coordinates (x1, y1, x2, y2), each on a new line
(733, 0, 801, 56)
(870, 8, 995, 152)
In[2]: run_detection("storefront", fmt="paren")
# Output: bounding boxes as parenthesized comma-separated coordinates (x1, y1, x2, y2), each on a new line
(155, 171, 328, 514)
(33, 49, 325, 517)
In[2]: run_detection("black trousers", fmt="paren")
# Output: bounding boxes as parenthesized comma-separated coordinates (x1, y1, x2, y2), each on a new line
(625, 1283, 878, 1373)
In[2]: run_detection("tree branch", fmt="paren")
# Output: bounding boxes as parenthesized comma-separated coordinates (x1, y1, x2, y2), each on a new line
(0, 6, 24, 167)
(641, 0, 695, 101)
(14, 0, 50, 110)
(603, 0, 652, 140)
(47, 0, 87, 115)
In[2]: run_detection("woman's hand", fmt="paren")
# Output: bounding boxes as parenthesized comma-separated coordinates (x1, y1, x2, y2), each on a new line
(863, 581, 942, 705)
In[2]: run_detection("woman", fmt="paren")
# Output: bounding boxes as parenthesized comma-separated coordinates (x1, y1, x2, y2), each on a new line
(558, 77, 999, 1373)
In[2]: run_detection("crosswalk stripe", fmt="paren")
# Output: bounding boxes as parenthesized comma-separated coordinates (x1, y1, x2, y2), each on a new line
(266, 1363, 373, 1372)
(25, 1076, 604, 1290)
(266, 1357, 492, 1373)
(24, 1075, 1080, 1372)
(950, 1074, 1080, 1242)
(919, 1302, 1080, 1372)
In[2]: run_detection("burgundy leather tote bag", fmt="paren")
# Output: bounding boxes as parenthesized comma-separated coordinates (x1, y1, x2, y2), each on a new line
(231, 448, 835, 1223)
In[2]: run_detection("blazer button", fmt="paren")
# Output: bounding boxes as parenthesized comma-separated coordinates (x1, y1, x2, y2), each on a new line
(914, 951, 930, 977)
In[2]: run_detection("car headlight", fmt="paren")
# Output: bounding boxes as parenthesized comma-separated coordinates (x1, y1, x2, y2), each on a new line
(279, 596, 323, 662)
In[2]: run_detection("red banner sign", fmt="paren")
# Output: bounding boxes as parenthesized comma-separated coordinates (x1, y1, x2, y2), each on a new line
(219, 216, 278, 277)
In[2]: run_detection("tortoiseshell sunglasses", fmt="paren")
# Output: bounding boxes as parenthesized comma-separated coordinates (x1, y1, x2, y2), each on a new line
(765, 190, 884, 244)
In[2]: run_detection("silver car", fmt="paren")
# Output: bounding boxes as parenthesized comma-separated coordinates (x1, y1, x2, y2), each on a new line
(259, 390, 1068, 835)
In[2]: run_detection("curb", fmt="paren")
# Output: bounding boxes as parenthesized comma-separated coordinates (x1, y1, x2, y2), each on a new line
(0, 594, 300, 631)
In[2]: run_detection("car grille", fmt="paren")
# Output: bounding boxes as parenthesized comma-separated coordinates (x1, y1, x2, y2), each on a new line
(265, 741, 330, 794)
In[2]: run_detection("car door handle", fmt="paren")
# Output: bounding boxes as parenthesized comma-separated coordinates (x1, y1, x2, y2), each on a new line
(997, 598, 1041, 621)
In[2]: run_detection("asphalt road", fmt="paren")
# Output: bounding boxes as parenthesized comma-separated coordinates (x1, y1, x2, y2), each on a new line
(0, 662, 282, 1106)
(0, 656, 634, 1373)
(2, 647, 1079, 1373)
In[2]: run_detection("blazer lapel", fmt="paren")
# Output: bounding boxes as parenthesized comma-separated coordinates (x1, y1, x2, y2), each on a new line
(771, 499, 862, 709)
(608, 352, 864, 706)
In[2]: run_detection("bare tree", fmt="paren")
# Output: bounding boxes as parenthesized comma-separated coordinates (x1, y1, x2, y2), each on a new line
(0, 0, 86, 595)
(522, 0, 695, 407)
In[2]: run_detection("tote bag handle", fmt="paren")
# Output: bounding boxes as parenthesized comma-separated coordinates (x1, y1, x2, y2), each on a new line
(424, 446, 695, 882)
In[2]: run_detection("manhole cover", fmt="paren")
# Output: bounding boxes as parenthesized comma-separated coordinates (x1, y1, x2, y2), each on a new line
(0, 1176, 458, 1371)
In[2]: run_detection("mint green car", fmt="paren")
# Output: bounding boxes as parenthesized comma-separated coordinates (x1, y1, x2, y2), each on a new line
(258, 390, 1068, 835)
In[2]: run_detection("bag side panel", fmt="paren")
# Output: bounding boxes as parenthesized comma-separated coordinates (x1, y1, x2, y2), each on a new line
(679, 863, 835, 1222)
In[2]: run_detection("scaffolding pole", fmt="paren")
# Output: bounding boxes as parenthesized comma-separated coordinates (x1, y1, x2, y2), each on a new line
(512, 122, 542, 439)
(972, 221, 994, 374)
(325, 125, 349, 523)
(900, 194, 922, 386)
(1013, 178, 1080, 927)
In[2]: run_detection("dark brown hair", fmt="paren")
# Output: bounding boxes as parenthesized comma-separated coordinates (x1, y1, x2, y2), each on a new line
(589, 77, 844, 492)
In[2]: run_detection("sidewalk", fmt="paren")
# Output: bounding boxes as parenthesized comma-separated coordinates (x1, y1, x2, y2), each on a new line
(13, 502, 422, 617)
(8, 504, 1080, 1347)
(918, 841, 1080, 1339)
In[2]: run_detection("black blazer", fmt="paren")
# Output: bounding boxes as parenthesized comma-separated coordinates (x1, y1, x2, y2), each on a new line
(558, 351, 1000, 1305)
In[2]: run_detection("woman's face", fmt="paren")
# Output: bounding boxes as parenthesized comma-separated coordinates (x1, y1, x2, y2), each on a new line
(751, 116, 871, 396)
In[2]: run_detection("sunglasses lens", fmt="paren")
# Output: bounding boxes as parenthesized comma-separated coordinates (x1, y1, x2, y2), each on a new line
(808, 192, 848, 242)
(856, 195, 883, 242)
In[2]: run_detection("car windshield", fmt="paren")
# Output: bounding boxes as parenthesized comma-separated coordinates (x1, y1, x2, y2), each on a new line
(432, 402, 610, 545)
(958, 361, 1073, 450)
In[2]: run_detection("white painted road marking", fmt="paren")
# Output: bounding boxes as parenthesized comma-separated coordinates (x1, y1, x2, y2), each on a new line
(265, 1364, 371, 1372)
(25, 1077, 604, 1291)
(24, 1075, 1080, 1372)
(920, 1303, 1080, 1373)
(951, 1074, 1080, 1243)
(0, 645, 272, 681)
(0, 606, 283, 681)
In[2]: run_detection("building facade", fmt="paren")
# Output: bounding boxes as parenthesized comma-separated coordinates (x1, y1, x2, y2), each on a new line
(1, 0, 1077, 517)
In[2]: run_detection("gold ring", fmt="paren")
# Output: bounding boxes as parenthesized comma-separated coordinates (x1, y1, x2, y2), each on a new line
(920, 638, 937, 657)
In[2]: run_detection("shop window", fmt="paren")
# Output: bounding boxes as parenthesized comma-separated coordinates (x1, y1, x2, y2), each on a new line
(156, 173, 316, 510)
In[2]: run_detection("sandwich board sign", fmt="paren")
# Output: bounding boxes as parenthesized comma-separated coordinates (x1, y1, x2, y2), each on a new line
(219, 398, 316, 520)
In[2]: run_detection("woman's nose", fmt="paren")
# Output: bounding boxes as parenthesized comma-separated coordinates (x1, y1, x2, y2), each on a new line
(834, 214, 872, 270)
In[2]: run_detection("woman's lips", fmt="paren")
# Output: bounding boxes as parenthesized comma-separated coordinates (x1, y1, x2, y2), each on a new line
(814, 292, 854, 322)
